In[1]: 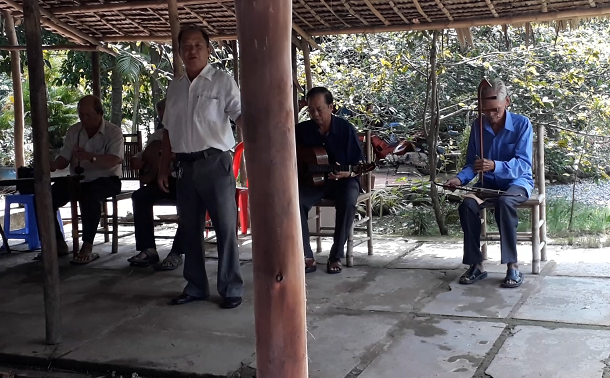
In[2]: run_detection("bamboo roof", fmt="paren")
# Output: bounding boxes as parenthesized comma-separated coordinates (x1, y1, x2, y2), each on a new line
(0, 0, 609, 48)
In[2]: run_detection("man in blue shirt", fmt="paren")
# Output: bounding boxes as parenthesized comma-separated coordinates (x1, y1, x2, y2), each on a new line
(296, 87, 364, 275)
(445, 78, 533, 288)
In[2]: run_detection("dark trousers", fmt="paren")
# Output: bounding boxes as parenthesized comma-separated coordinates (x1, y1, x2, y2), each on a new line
(131, 177, 182, 255)
(51, 176, 121, 244)
(459, 185, 528, 265)
(176, 152, 243, 299)
(299, 178, 360, 261)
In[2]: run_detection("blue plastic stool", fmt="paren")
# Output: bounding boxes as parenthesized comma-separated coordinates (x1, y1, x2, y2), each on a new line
(3, 194, 64, 250)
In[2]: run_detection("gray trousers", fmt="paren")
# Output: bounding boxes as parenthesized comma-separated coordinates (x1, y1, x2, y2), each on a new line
(459, 185, 528, 265)
(176, 151, 243, 299)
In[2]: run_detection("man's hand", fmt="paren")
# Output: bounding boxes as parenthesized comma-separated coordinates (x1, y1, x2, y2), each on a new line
(130, 156, 145, 170)
(72, 147, 94, 162)
(328, 163, 352, 181)
(157, 171, 170, 193)
(473, 158, 495, 173)
(444, 177, 462, 191)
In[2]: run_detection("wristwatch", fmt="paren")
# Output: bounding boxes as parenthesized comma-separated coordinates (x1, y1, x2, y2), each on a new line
(90, 155, 97, 163)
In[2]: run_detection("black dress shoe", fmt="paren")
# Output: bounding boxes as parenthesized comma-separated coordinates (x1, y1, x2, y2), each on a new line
(220, 297, 242, 309)
(169, 293, 207, 306)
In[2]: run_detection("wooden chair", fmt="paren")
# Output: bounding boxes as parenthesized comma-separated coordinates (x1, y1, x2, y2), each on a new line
(98, 133, 142, 253)
(480, 123, 547, 274)
(309, 130, 374, 267)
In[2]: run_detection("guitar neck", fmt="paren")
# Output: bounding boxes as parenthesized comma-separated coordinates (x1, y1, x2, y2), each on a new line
(308, 164, 355, 173)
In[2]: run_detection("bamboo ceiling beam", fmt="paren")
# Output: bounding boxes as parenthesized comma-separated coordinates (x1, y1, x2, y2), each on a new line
(484, 0, 499, 18)
(388, 1, 410, 24)
(434, 0, 453, 21)
(294, 12, 316, 30)
(309, 5, 610, 35)
(541, 0, 548, 13)
(0, 44, 105, 51)
(319, 0, 351, 27)
(102, 33, 237, 42)
(149, 8, 170, 24)
(292, 22, 324, 51)
(185, 5, 218, 34)
(363, 0, 391, 26)
(412, 0, 432, 23)
(117, 11, 152, 35)
(297, 0, 331, 28)
(64, 14, 103, 38)
(93, 13, 125, 35)
(4, 0, 117, 56)
(340, 0, 369, 26)
(51, 0, 231, 15)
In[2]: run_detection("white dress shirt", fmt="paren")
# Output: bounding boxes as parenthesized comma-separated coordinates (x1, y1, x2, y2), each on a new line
(59, 119, 124, 182)
(163, 64, 241, 153)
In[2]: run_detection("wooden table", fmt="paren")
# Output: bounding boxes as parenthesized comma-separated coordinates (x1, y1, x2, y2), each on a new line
(0, 175, 81, 254)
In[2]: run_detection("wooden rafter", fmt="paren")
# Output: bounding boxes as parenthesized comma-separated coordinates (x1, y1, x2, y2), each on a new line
(116, 11, 151, 35)
(297, 0, 331, 28)
(484, 0, 499, 18)
(102, 34, 237, 42)
(340, 0, 369, 26)
(294, 12, 316, 30)
(319, 0, 351, 28)
(185, 6, 218, 34)
(0, 44, 104, 51)
(541, 0, 548, 13)
(92, 13, 124, 35)
(149, 8, 170, 25)
(4, 0, 116, 55)
(589, 0, 597, 7)
(412, 0, 432, 23)
(292, 22, 324, 51)
(434, 0, 453, 21)
(363, 0, 391, 26)
(51, 0, 231, 15)
(219, 2, 235, 16)
(63, 14, 103, 38)
(308, 5, 610, 35)
(388, 1, 410, 24)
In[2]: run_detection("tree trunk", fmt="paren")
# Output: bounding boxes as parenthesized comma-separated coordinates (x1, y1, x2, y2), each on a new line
(3, 11, 25, 169)
(110, 56, 123, 126)
(131, 74, 140, 133)
(427, 30, 448, 235)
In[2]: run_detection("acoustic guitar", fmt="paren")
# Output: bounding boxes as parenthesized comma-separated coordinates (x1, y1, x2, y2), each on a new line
(138, 139, 162, 185)
(297, 146, 376, 187)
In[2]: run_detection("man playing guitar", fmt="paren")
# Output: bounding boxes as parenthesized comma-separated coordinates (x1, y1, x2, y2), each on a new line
(296, 87, 365, 275)
(127, 99, 184, 270)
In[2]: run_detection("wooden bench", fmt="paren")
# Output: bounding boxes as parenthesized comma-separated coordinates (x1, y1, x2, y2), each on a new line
(480, 123, 547, 274)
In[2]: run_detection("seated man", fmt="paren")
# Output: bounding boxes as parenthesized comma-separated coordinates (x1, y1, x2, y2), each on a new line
(445, 78, 533, 288)
(39, 95, 123, 264)
(127, 99, 184, 270)
(296, 87, 364, 274)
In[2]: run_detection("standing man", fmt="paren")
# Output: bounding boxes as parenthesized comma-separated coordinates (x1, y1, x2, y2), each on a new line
(37, 95, 123, 264)
(445, 78, 533, 288)
(158, 26, 243, 309)
(127, 99, 184, 270)
(296, 87, 364, 275)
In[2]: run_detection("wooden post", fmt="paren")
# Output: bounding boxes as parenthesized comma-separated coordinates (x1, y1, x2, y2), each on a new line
(91, 51, 101, 99)
(234, 1, 308, 377)
(301, 39, 312, 91)
(167, 0, 183, 76)
(22, 0, 62, 345)
(3, 11, 25, 169)
(291, 42, 299, 124)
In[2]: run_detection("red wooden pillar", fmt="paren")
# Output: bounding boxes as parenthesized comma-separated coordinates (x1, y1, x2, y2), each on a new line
(22, 0, 62, 345)
(234, 1, 308, 377)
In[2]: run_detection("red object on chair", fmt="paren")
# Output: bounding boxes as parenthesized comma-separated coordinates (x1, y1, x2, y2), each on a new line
(233, 142, 249, 234)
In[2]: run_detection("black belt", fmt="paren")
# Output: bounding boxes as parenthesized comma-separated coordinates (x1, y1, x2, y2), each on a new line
(176, 148, 223, 162)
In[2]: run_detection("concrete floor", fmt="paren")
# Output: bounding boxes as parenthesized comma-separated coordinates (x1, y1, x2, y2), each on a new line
(1, 231, 610, 378)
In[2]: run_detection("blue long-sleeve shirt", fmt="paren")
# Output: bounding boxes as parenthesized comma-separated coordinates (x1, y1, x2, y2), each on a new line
(456, 111, 534, 196)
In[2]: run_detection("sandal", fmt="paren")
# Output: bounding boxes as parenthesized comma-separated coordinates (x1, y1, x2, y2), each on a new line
(305, 258, 317, 274)
(326, 260, 342, 274)
(501, 268, 524, 288)
(70, 252, 100, 265)
(128, 249, 160, 268)
(459, 265, 488, 285)
(156, 254, 183, 271)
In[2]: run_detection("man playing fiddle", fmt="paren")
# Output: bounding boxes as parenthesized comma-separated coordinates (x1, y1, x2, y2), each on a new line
(445, 78, 533, 288)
